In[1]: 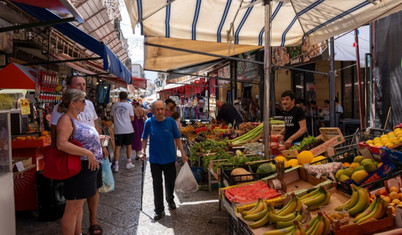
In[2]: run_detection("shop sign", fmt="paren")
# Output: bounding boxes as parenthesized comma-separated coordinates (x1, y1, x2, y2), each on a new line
(272, 40, 328, 67)
(237, 51, 259, 81)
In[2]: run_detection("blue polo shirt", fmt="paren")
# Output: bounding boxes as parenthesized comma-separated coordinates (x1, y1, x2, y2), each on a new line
(142, 117, 180, 164)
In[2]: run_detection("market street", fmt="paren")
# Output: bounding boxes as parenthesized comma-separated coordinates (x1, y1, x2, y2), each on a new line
(16, 147, 229, 235)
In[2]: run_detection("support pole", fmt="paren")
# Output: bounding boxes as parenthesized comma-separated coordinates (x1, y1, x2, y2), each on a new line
(354, 29, 364, 130)
(263, 1, 272, 159)
(329, 38, 336, 127)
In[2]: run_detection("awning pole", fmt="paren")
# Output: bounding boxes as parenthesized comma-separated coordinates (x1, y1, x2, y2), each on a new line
(329, 37, 336, 127)
(0, 17, 75, 33)
(263, 0, 272, 159)
(354, 29, 364, 130)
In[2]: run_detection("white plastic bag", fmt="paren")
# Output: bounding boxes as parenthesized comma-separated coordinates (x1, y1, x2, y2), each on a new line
(175, 162, 198, 193)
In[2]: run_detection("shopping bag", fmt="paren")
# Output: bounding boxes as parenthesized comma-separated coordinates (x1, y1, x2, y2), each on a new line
(175, 162, 198, 193)
(99, 158, 115, 193)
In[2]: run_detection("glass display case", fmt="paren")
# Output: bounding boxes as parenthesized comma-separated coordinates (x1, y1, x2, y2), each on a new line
(0, 111, 11, 176)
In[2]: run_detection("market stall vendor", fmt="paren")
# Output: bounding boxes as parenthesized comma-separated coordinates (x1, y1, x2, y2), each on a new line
(215, 100, 243, 127)
(278, 90, 307, 148)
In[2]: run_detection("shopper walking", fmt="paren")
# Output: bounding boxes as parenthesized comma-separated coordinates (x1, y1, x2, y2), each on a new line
(131, 97, 147, 160)
(139, 100, 188, 220)
(56, 89, 102, 235)
(111, 91, 135, 172)
(51, 75, 107, 235)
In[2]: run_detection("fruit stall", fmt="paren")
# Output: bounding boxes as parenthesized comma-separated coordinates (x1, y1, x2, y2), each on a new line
(186, 122, 402, 234)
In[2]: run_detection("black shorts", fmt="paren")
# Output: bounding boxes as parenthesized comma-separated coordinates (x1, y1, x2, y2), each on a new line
(63, 160, 98, 200)
(115, 133, 134, 146)
(97, 163, 103, 189)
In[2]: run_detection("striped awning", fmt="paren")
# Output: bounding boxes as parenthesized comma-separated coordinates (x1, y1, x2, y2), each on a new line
(125, 0, 401, 47)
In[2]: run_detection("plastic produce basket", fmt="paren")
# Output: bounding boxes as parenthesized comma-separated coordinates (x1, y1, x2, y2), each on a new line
(221, 164, 276, 186)
(329, 147, 361, 163)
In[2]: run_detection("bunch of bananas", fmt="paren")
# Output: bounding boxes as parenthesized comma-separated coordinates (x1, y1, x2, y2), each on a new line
(242, 194, 303, 229)
(335, 184, 370, 216)
(262, 221, 305, 235)
(304, 212, 331, 235)
(353, 195, 389, 224)
(300, 187, 331, 210)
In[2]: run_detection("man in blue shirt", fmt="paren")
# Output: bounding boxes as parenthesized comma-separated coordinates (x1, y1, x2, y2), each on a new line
(139, 100, 188, 220)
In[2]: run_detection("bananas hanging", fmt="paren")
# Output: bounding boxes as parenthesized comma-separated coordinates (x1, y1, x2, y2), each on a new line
(300, 186, 331, 211)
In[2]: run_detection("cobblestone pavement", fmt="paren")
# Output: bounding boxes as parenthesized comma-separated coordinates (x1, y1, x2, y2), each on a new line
(16, 148, 228, 235)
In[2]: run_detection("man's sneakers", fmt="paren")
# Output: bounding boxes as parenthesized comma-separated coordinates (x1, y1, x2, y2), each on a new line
(126, 162, 135, 170)
(153, 211, 165, 221)
(168, 201, 176, 210)
(112, 163, 119, 173)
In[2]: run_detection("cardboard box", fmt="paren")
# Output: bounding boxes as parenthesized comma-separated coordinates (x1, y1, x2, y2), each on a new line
(282, 127, 345, 158)
(12, 157, 32, 169)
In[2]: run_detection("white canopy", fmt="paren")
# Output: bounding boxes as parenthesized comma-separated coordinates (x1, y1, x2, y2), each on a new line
(125, 0, 401, 47)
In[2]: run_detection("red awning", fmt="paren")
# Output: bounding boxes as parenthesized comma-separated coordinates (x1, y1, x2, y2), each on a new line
(131, 77, 147, 90)
(11, 0, 84, 22)
(0, 63, 38, 89)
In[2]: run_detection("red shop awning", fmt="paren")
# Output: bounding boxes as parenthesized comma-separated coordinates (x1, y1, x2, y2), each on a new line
(132, 77, 147, 90)
(0, 63, 38, 89)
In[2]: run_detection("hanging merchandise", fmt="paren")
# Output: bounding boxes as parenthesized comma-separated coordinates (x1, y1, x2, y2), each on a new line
(37, 71, 61, 103)
(96, 83, 110, 104)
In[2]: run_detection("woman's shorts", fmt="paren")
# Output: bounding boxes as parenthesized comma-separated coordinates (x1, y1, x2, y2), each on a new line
(63, 160, 98, 200)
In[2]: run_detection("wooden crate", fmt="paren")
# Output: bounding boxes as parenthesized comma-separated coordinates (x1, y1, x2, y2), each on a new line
(333, 207, 394, 235)
(282, 127, 345, 158)
(271, 124, 284, 135)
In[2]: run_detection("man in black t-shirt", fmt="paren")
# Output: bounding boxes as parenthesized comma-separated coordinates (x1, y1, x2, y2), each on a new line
(278, 91, 307, 148)
(216, 100, 243, 127)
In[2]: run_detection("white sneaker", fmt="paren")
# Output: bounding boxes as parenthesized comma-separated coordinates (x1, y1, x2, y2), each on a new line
(126, 162, 135, 169)
(113, 164, 119, 173)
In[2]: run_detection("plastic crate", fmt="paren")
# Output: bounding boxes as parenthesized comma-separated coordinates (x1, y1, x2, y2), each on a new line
(228, 214, 238, 235)
(237, 218, 253, 235)
(329, 147, 361, 163)
(336, 152, 396, 194)
(354, 128, 391, 142)
(221, 164, 276, 186)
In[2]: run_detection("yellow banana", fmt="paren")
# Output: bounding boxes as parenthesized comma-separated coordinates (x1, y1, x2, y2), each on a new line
(302, 191, 326, 207)
(308, 188, 331, 211)
(249, 207, 271, 229)
(269, 211, 297, 222)
(335, 184, 359, 211)
(300, 188, 321, 200)
(306, 214, 321, 235)
(263, 225, 296, 235)
(312, 220, 324, 235)
(277, 196, 297, 216)
(294, 221, 305, 235)
(353, 196, 378, 223)
(244, 205, 269, 221)
(348, 186, 369, 216)
(276, 213, 303, 229)
(356, 197, 382, 224)
(322, 213, 331, 235)
(242, 198, 263, 216)
(377, 198, 389, 219)
(295, 196, 302, 212)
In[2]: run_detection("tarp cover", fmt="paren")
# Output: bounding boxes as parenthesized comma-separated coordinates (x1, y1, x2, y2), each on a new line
(0, 63, 38, 89)
(125, 0, 402, 46)
(15, 3, 132, 84)
(374, 11, 402, 129)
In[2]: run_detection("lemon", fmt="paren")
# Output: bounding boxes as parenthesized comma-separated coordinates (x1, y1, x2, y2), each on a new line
(312, 156, 326, 165)
(375, 143, 383, 147)
(385, 142, 394, 148)
(366, 140, 374, 145)
(374, 137, 381, 142)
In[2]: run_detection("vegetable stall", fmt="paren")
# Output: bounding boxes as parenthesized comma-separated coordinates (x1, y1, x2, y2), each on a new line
(182, 121, 402, 234)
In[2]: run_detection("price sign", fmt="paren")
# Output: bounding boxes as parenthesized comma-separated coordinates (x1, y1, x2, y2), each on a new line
(20, 98, 30, 115)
